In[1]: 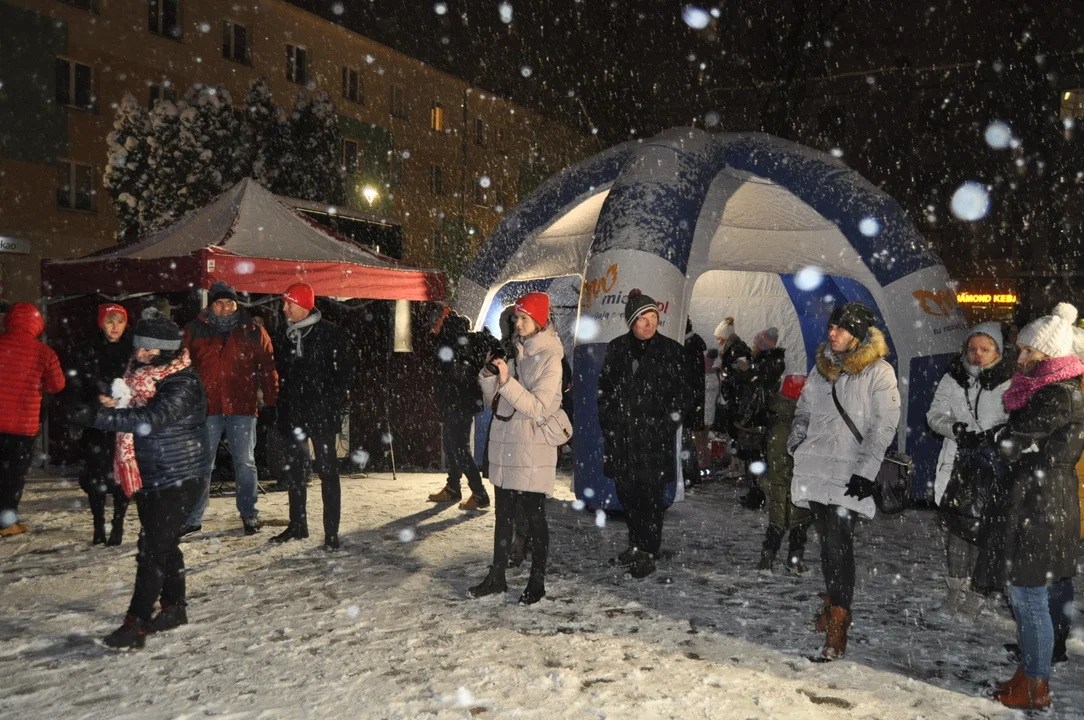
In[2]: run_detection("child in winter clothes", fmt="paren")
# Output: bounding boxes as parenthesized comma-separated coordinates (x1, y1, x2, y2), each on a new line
(758, 374, 812, 574)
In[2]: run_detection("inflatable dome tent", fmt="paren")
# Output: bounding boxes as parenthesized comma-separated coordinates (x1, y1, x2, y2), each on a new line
(454, 129, 967, 510)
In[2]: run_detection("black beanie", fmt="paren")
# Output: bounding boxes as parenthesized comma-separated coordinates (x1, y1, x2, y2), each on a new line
(624, 288, 660, 328)
(133, 307, 183, 351)
(829, 302, 877, 342)
(208, 280, 238, 304)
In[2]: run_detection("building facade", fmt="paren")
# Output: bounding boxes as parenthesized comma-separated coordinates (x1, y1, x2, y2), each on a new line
(0, 0, 593, 302)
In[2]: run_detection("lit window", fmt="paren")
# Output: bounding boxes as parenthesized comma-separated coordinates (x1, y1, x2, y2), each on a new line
(430, 103, 444, 132)
(1061, 89, 1084, 121)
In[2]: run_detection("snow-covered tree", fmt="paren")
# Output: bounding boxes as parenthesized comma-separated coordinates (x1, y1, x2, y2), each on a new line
(243, 76, 291, 192)
(140, 98, 186, 232)
(103, 93, 151, 240)
(179, 83, 239, 210)
(281, 89, 345, 204)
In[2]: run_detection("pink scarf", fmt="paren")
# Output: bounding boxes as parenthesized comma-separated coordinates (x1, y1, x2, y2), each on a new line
(1002, 354, 1084, 412)
(113, 350, 192, 497)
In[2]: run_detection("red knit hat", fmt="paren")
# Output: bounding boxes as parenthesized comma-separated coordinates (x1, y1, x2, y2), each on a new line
(514, 292, 550, 329)
(282, 282, 315, 311)
(97, 303, 128, 328)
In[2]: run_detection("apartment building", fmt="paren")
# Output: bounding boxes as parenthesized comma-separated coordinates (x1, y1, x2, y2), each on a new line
(0, 0, 594, 302)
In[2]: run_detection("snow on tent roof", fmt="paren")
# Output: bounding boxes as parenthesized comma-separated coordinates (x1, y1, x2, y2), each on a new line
(55, 177, 407, 268)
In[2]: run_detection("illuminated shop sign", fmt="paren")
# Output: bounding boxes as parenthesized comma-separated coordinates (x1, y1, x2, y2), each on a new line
(956, 292, 1017, 304)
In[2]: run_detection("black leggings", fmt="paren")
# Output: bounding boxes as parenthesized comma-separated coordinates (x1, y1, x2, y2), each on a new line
(810, 501, 858, 611)
(491, 486, 548, 577)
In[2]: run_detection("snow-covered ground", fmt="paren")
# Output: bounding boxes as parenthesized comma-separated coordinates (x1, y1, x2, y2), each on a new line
(2, 469, 1081, 719)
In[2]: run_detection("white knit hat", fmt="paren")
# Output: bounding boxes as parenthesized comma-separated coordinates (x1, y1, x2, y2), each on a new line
(1016, 302, 1079, 359)
(714, 316, 735, 341)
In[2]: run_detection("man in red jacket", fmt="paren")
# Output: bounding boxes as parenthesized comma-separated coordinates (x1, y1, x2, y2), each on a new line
(180, 282, 278, 537)
(0, 303, 65, 537)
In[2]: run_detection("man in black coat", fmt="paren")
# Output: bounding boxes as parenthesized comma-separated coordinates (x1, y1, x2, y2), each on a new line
(682, 317, 708, 486)
(428, 311, 490, 509)
(597, 289, 690, 578)
(270, 283, 354, 550)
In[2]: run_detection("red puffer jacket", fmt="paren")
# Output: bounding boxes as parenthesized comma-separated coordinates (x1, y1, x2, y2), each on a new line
(0, 303, 66, 436)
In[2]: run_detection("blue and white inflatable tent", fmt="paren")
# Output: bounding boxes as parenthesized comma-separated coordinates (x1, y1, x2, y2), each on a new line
(454, 129, 968, 510)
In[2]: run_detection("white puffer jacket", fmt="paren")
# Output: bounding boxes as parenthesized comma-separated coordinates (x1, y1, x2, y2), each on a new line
(788, 328, 900, 520)
(479, 324, 564, 496)
(926, 324, 1013, 504)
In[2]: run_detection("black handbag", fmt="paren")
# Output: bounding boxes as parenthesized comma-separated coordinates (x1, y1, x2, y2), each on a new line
(831, 384, 912, 514)
(938, 444, 998, 542)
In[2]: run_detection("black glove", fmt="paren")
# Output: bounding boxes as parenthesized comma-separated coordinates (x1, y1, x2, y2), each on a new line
(844, 474, 876, 500)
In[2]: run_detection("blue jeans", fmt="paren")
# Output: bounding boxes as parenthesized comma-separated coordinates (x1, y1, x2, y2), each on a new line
(1009, 584, 1054, 680)
(185, 415, 259, 525)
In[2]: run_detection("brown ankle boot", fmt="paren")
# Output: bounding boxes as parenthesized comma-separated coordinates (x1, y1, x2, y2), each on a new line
(814, 593, 830, 632)
(993, 666, 1025, 699)
(997, 676, 1051, 710)
(822, 606, 852, 659)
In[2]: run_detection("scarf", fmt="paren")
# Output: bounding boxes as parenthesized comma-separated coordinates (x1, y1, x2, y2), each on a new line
(1002, 354, 1084, 412)
(286, 309, 322, 356)
(113, 349, 192, 497)
(205, 308, 242, 334)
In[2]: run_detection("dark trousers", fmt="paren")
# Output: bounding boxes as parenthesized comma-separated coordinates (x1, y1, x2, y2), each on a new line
(614, 474, 666, 557)
(491, 486, 548, 577)
(1050, 577, 1074, 639)
(443, 416, 486, 497)
(810, 501, 858, 611)
(81, 446, 128, 527)
(128, 480, 201, 621)
(284, 432, 340, 538)
(0, 433, 36, 518)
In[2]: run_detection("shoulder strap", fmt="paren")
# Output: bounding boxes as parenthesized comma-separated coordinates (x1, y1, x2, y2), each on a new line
(831, 382, 864, 444)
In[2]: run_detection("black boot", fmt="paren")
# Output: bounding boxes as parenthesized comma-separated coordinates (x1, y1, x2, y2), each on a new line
(103, 615, 147, 650)
(106, 518, 124, 546)
(148, 604, 188, 634)
(468, 566, 508, 598)
(759, 526, 785, 572)
(1053, 628, 1069, 664)
(741, 485, 767, 511)
(520, 570, 546, 605)
(785, 525, 809, 574)
(89, 492, 107, 545)
(270, 523, 309, 543)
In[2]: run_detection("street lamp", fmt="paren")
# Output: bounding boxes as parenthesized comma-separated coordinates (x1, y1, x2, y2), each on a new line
(362, 186, 379, 206)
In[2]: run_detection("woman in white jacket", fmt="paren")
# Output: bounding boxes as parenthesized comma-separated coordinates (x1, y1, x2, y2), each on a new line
(469, 292, 564, 605)
(788, 302, 900, 659)
(926, 323, 1013, 619)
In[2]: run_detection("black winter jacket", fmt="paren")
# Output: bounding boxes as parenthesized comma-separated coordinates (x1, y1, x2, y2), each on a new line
(973, 377, 1084, 589)
(93, 367, 208, 492)
(683, 331, 708, 429)
(434, 316, 485, 421)
(597, 331, 690, 485)
(66, 331, 134, 490)
(713, 336, 752, 433)
(273, 316, 354, 438)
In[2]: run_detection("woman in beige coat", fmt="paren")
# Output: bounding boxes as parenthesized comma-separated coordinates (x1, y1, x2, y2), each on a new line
(469, 292, 564, 605)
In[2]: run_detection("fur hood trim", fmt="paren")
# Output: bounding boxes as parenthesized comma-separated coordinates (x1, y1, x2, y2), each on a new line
(815, 327, 889, 383)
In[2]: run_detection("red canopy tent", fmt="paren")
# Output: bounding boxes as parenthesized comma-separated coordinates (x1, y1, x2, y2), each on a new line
(41, 177, 446, 301)
(40, 178, 447, 471)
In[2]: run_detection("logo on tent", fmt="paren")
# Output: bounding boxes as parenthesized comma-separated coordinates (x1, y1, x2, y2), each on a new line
(912, 289, 957, 317)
